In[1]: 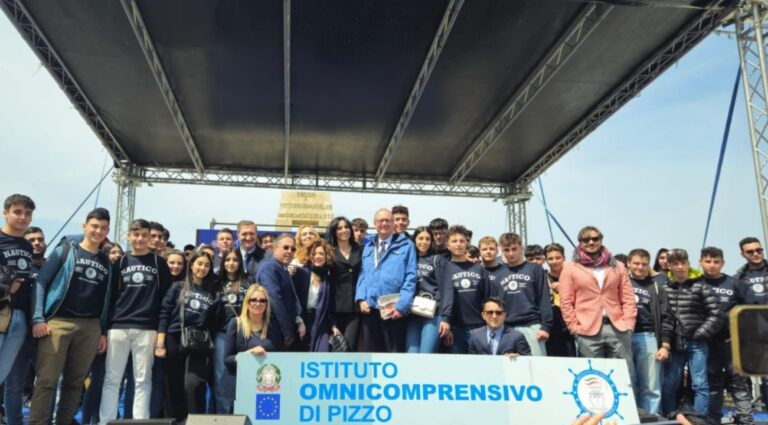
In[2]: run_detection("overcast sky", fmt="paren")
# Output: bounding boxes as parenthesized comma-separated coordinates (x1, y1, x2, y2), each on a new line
(0, 13, 761, 273)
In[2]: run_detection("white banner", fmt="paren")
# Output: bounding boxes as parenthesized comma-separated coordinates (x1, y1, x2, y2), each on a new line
(234, 353, 639, 424)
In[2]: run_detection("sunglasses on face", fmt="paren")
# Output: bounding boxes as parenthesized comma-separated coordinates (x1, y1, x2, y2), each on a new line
(745, 248, 764, 255)
(280, 245, 297, 252)
(248, 298, 268, 305)
(579, 236, 602, 243)
(482, 310, 505, 316)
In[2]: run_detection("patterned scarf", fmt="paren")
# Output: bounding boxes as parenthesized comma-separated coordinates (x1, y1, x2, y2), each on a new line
(575, 246, 613, 268)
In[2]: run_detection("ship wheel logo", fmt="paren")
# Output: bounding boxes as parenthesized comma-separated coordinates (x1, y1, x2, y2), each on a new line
(563, 359, 629, 421)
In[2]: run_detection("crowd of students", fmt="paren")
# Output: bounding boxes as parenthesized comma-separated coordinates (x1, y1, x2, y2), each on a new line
(0, 193, 766, 425)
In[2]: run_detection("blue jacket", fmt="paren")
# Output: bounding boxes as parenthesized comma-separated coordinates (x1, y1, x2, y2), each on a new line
(32, 241, 113, 333)
(355, 232, 417, 313)
(467, 325, 531, 356)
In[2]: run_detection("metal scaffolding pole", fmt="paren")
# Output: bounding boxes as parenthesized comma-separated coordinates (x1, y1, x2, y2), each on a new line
(736, 0, 768, 246)
(503, 190, 531, 245)
(113, 168, 138, 247)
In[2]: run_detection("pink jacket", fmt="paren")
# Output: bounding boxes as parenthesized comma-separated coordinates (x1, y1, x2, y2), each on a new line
(558, 261, 637, 337)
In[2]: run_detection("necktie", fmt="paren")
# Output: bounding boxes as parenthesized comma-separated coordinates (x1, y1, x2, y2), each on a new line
(378, 240, 386, 260)
(489, 331, 496, 354)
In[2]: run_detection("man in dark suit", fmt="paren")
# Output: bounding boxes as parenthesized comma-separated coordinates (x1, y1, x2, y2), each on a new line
(468, 298, 531, 356)
(256, 234, 305, 350)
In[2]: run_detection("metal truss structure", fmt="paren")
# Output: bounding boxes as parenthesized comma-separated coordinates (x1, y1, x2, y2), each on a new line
(514, 2, 731, 190)
(129, 166, 509, 198)
(449, 3, 613, 184)
(736, 0, 768, 247)
(0, 0, 132, 167)
(504, 192, 531, 246)
(113, 167, 138, 247)
(120, 0, 205, 174)
(0, 0, 741, 244)
(374, 0, 464, 185)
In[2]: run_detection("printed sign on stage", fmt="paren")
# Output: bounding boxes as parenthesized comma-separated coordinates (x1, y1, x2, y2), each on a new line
(234, 353, 638, 424)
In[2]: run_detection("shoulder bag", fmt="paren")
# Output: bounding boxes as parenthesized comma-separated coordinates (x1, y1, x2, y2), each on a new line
(180, 288, 214, 354)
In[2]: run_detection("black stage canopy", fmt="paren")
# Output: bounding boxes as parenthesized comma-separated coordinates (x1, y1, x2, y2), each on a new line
(1, 0, 737, 197)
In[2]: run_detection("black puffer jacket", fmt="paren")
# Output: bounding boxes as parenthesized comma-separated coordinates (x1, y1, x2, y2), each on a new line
(663, 271, 721, 345)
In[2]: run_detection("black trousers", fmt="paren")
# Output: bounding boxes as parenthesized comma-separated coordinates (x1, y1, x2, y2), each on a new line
(707, 338, 754, 424)
(545, 306, 576, 357)
(336, 312, 362, 352)
(164, 332, 210, 422)
(362, 309, 405, 353)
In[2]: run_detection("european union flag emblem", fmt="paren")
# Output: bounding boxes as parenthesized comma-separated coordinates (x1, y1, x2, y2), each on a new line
(255, 394, 280, 420)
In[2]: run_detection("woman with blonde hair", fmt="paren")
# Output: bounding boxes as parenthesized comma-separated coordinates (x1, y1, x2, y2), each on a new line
(220, 284, 278, 411)
(292, 225, 320, 266)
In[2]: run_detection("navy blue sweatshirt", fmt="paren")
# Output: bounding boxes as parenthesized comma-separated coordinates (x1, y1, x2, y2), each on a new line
(223, 318, 279, 370)
(158, 282, 218, 334)
(0, 231, 33, 314)
(631, 277, 655, 333)
(215, 277, 255, 333)
(57, 247, 111, 318)
(703, 273, 745, 337)
(484, 264, 505, 286)
(416, 254, 453, 319)
(110, 253, 172, 330)
(437, 260, 496, 328)
(495, 261, 553, 332)
(738, 263, 768, 305)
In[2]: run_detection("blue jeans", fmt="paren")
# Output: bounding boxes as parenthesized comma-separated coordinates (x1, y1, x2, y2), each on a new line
(0, 310, 28, 383)
(405, 315, 441, 353)
(662, 339, 709, 416)
(5, 331, 34, 425)
(213, 332, 231, 413)
(451, 326, 472, 354)
(631, 332, 662, 414)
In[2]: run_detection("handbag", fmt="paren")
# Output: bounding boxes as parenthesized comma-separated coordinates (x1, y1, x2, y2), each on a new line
(180, 290, 214, 354)
(410, 292, 437, 319)
(329, 333, 349, 352)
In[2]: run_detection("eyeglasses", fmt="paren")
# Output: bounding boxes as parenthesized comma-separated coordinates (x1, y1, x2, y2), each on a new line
(745, 248, 764, 255)
(579, 236, 602, 243)
(248, 298, 268, 305)
(280, 245, 297, 252)
(482, 310, 505, 316)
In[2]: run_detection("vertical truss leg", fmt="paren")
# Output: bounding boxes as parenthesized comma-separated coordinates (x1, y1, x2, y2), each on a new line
(113, 168, 138, 248)
(504, 190, 531, 245)
(736, 1, 768, 247)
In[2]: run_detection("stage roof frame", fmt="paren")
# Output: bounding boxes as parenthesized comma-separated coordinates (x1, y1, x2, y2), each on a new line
(1, 0, 738, 201)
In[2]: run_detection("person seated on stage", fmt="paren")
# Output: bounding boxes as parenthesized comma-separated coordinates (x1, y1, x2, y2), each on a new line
(468, 297, 530, 357)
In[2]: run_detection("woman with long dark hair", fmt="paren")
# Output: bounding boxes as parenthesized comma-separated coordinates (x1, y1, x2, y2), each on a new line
(156, 252, 218, 422)
(405, 226, 450, 353)
(212, 249, 253, 413)
(326, 216, 362, 351)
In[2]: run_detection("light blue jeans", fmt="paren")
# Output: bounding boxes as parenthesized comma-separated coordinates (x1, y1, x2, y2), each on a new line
(513, 323, 547, 356)
(631, 332, 662, 414)
(662, 339, 709, 416)
(5, 329, 34, 425)
(0, 310, 28, 384)
(213, 332, 232, 413)
(405, 315, 442, 353)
